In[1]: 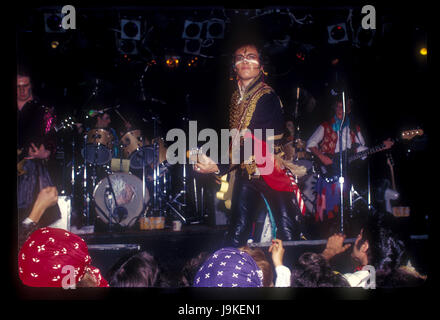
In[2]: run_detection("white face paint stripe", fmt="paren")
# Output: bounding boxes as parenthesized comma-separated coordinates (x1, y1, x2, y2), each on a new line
(235, 59, 260, 67)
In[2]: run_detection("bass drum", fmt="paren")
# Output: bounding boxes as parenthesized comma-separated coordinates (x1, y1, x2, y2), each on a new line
(93, 172, 149, 227)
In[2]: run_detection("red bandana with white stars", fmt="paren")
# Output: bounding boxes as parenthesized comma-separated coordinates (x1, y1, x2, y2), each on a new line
(18, 227, 108, 287)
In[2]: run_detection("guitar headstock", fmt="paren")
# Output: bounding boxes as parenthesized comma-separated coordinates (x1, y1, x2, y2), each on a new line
(55, 116, 76, 132)
(401, 129, 424, 141)
(386, 152, 394, 167)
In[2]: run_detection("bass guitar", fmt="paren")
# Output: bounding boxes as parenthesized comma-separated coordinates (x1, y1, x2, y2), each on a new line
(17, 116, 77, 176)
(319, 129, 424, 183)
(385, 152, 410, 217)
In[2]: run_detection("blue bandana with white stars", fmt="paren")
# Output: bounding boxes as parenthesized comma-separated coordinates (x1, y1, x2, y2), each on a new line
(193, 247, 263, 287)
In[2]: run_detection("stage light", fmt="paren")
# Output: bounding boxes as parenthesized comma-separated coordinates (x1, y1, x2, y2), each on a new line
(420, 47, 427, 56)
(50, 40, 60, 49)
(187, 57, 199, 68)
(44, 13, 65, 33)
(121, 19, 141, 40)
(206, 19, 225, 39)
(165, 56, 180, 69)
(182, 20, 203, 39)
(184, 39, 202, 55)
(117, 39, 138, 55)
(296, 52, 305, 61)
(327, 23, 348, 44)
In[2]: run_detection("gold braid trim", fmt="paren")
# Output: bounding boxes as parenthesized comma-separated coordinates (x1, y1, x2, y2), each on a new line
(228, 82, 277, 176)
(229, 82, 273, 130)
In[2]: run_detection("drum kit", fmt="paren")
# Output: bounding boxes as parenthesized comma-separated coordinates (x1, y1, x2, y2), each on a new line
(55, 98, 201, 232)
(63, 112, 203, 231)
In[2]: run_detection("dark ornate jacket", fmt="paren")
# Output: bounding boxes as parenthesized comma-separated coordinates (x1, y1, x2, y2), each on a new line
(218, 72, 285, 176)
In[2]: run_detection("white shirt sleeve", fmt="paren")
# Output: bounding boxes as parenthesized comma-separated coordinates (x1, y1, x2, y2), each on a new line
(343, 269, 371, 287)
(354, 130, 368, 159)
(275, 265, 291, 287)
(306, 125, 325, 152)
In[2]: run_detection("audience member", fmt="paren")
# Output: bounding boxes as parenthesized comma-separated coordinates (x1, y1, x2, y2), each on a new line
(179, 251, 211, 287)
(107, 251, 169, 287)
(193, 240, 290, 288)
(18, 227, 108, 287)
(193, 247, 265, 287)
(290, 252, 350, 287)
(321, 211, 427, 287)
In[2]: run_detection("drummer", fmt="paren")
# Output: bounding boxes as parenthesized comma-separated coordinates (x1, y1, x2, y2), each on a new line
(94, 111, 120, 158)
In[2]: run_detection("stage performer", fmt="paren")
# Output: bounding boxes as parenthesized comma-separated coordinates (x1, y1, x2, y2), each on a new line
(306, 96, 393, 235)
(194, 41, 306, 247)
(17, 66, 60, 228)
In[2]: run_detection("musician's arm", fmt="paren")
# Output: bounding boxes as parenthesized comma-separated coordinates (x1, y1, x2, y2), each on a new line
(306, 126, 333, 165)
(306, 125, 324, 153)
(354, 127, 368, 156)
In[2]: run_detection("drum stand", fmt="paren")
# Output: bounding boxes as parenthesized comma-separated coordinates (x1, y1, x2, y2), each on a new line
(164, 163, 189, 223)
(81, 133, 102, 227)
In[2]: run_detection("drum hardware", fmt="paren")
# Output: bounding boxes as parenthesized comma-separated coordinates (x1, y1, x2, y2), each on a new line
(164, 163, 188, 224)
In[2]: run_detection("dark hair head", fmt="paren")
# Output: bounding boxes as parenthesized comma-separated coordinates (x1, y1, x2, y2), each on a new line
(358, 211, 407, 274)
(239, 246, 273, 287)
(291, 252, 350, 287)
(179, 251, 211, 287)
(376, 266, 427, 288)
(107, 251, 166, 287)
(330, 95, 353, 110)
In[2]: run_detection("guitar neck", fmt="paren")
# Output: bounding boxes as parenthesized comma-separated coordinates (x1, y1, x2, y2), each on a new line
(349, 143, 387, 162)
(389, 165, 396, 190)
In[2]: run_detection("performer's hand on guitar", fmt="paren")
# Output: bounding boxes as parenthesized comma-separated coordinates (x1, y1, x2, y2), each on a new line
(310, 146, 333, 166)
(319, 154, 333, 166)
(193, 153, 219, 174)
(383, 138, 394, 150)
(25, 143, 50, 160)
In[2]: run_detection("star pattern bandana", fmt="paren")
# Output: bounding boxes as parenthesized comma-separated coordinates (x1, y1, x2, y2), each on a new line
(193, 247, 263, 288)
(18, 227, 108, 287)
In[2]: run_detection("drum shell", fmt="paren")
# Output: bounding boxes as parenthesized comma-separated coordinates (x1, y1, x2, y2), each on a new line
(93, 172, 149, 227)
(121, 130, 147, 159)
(87, 128, 114, 149)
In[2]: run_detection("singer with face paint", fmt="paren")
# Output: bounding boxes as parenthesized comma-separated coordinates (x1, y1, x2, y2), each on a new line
(194, 42, 304, 246)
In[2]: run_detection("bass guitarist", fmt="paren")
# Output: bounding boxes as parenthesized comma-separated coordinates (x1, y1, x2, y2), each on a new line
(306, 96, 393, 233)
(17, 66, 60, 227)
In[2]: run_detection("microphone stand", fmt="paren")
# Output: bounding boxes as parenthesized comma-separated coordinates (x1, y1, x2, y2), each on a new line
(105, 172, 120, 232)
(294, 86, 300, 140)
(82, 134, 90, 226)
(339, 92, 346, 233)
